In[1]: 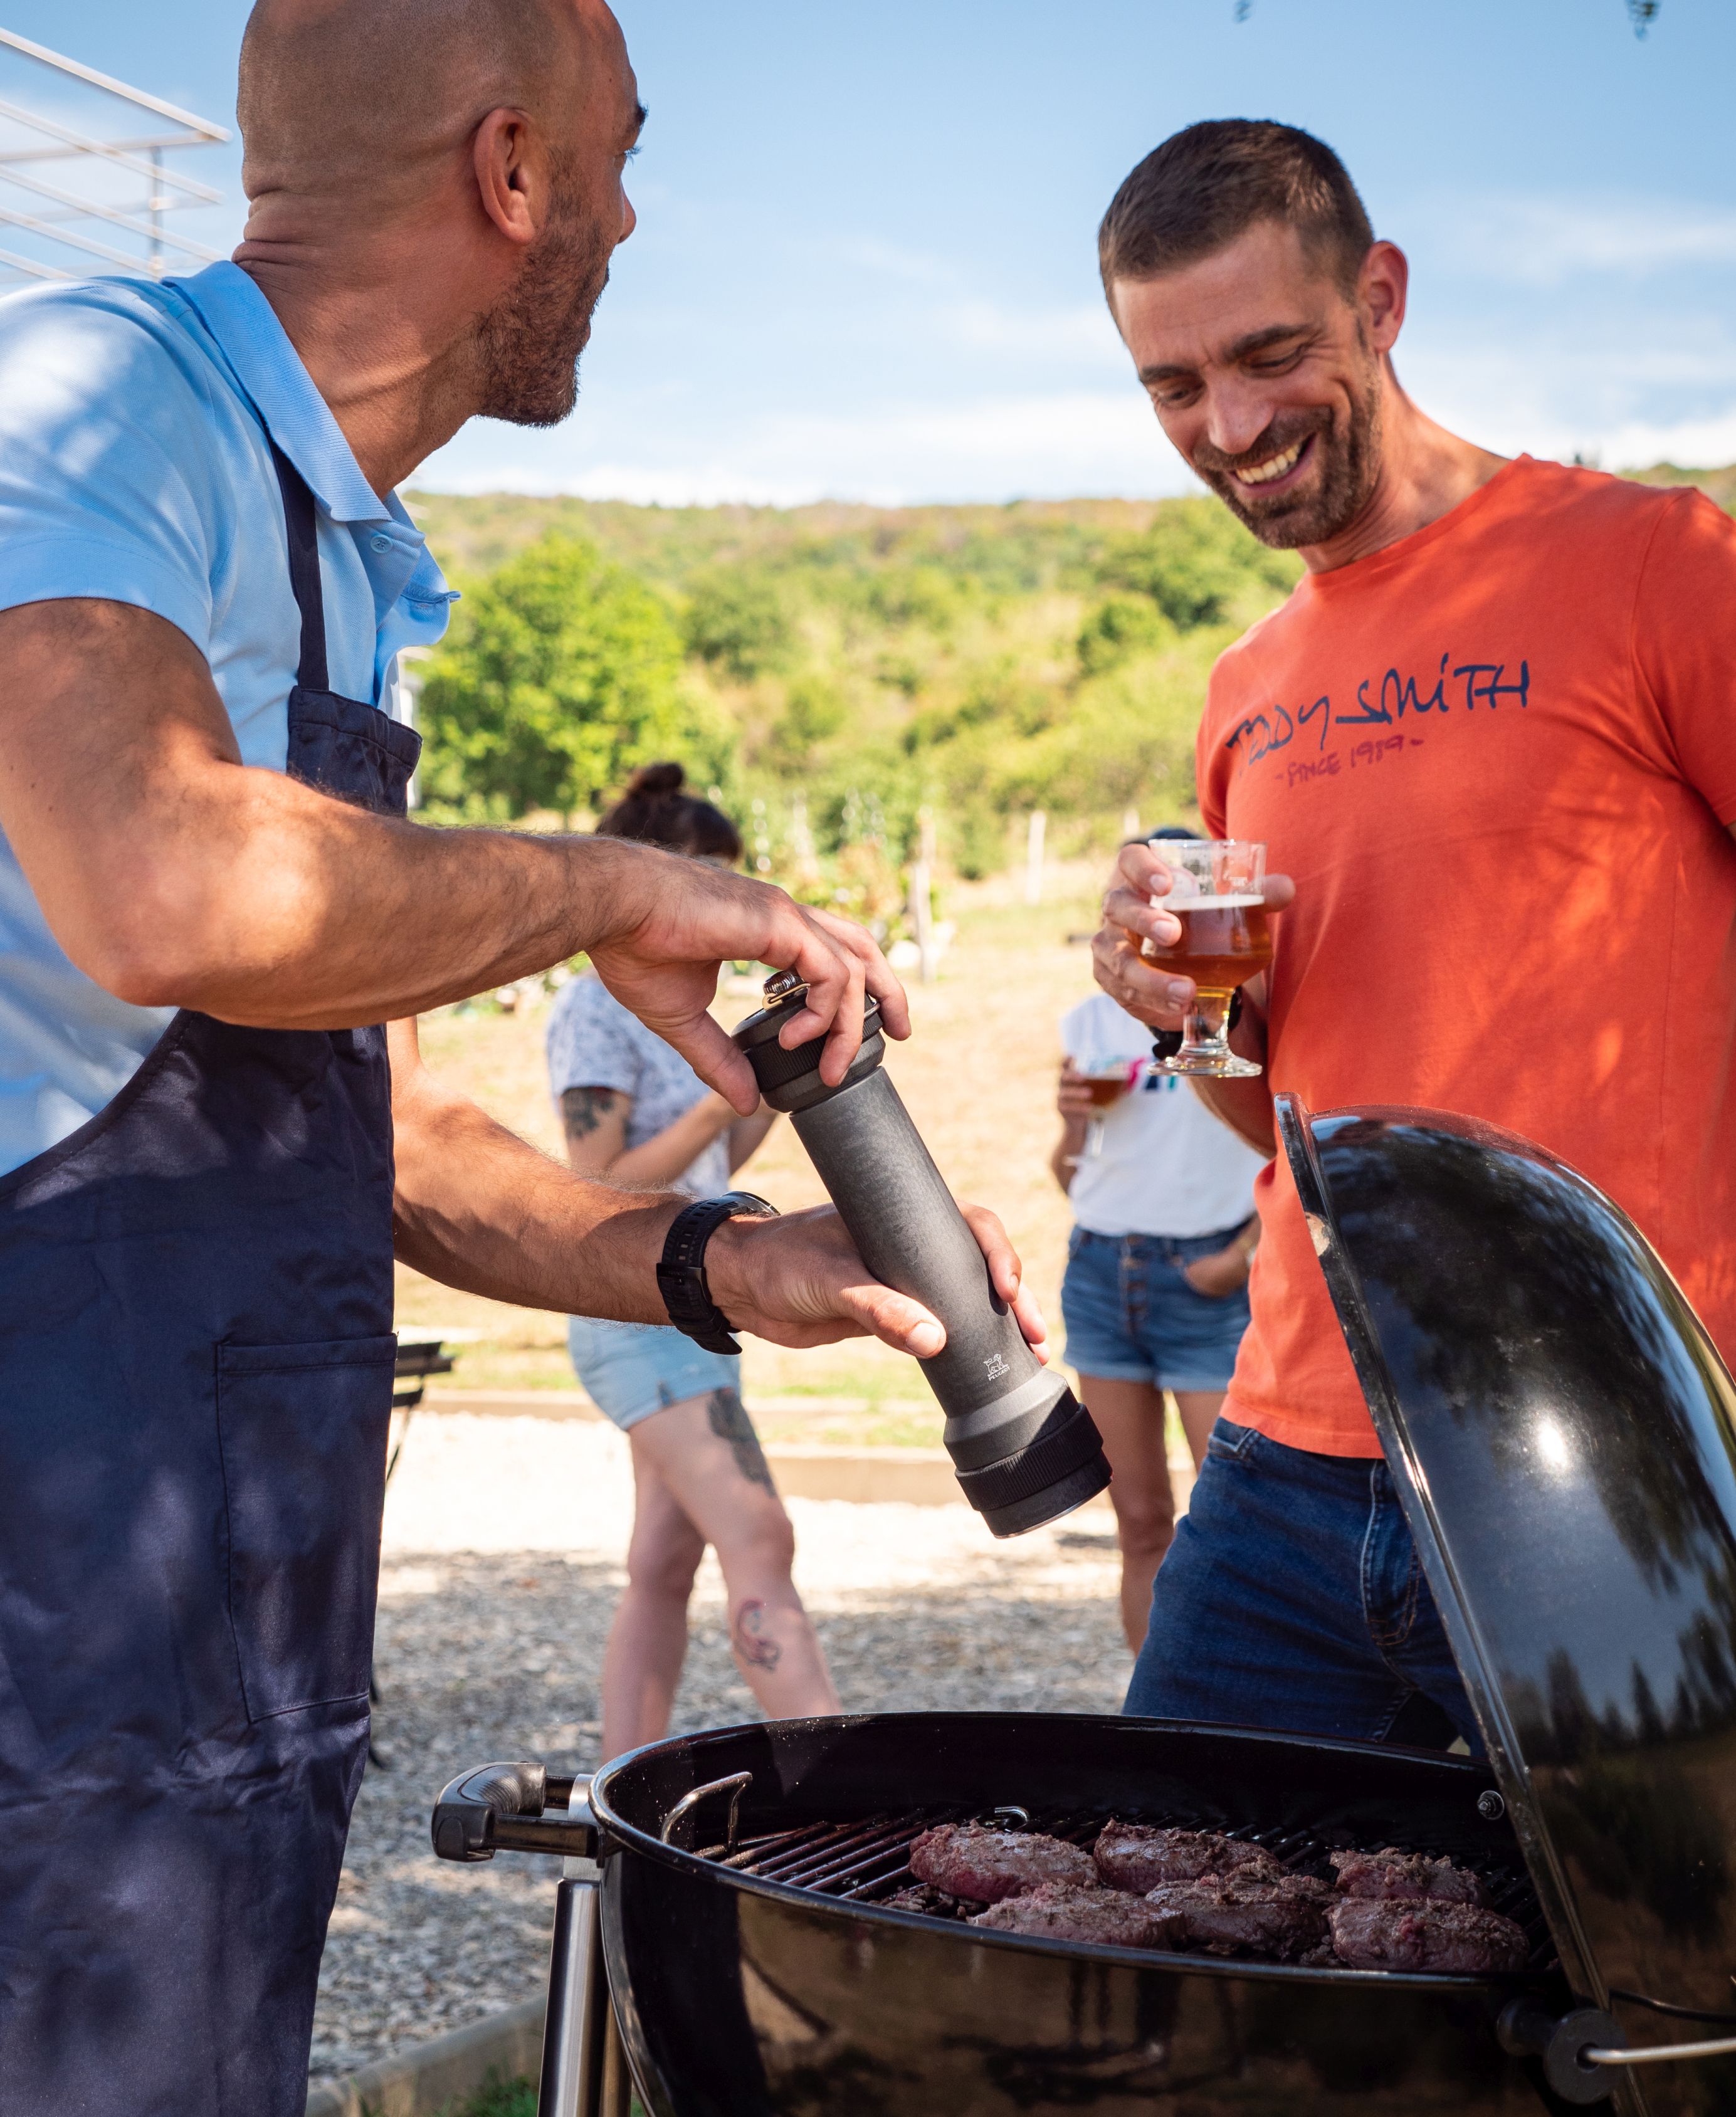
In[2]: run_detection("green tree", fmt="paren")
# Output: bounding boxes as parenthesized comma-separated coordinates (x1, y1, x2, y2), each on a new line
(1098, 497, 1298, 630)
(681, 566, 792, 680)
(1077, 592, 1176, 674)
(419, 535, 689, 821)
(764, 678, 847, 773)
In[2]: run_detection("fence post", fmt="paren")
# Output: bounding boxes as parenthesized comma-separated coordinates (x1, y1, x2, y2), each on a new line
(1024, 810, 1046, 906)
(910, 809, 937, 984)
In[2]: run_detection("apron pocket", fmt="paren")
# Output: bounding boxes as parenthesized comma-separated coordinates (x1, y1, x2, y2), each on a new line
(216, 1336, 397, 1720)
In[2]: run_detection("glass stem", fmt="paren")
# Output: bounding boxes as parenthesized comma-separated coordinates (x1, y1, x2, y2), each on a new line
(1182, 994, 1233, 1064)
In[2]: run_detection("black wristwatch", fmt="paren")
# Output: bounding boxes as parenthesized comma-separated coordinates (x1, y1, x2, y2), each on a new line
(656, 1192, 779, 1355)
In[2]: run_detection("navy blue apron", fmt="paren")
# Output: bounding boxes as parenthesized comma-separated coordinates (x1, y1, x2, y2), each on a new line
(0, 447, 420, 2116)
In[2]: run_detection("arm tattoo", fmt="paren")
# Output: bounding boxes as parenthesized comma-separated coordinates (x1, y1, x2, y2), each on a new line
(732, 1599, 782, 1671)
(707, 1386, 775, 1494)
(561, 1085, 625, 1146)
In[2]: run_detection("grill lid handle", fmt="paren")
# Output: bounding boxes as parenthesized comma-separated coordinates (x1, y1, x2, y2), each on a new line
(660, 1770, 753, 1851)
(431, 1760, 598, 1864)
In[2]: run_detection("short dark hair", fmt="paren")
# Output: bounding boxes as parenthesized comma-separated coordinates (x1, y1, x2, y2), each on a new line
(1098, 120, 1373, 299)
(595, 762, 743, 864)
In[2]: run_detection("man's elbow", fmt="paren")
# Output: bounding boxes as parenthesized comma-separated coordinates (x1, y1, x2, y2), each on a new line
(80, 924, 224, 1011)
(64, 878, 250, 1012)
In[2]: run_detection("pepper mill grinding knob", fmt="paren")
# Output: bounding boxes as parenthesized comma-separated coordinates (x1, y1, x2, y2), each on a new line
(733, 973, 1110, 1537)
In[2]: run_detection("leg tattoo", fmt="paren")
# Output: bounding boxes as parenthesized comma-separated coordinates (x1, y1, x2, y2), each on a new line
(707, 1387, 774, 1493)
(733, 1599, 782, 1671)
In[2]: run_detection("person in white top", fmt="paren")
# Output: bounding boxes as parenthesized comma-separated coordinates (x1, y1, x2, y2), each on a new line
(1053, 835, 1268, 1651)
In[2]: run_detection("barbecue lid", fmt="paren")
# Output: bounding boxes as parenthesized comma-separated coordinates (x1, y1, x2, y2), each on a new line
(1280, 1098, 1736, 2028)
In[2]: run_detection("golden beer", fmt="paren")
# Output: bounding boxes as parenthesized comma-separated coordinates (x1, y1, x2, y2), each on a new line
(1140, 896, 1273, 1000)
(1081, 1075, 1127, 1107)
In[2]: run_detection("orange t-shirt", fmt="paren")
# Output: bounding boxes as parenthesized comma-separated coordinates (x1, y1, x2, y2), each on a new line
(1199, 455, 1736, 1457)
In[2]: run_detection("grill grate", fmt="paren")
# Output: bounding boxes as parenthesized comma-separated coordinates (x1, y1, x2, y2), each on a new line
(699, 1805, 1556, 1973)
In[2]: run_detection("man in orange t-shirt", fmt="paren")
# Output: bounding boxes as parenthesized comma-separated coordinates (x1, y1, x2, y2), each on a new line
(1090, 119, 1736, 1747)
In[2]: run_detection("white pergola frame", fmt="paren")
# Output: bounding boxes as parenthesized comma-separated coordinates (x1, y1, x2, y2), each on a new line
(0, 25, 227, 285)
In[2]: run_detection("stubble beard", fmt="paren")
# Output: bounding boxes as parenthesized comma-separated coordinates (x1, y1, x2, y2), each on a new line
(474, 164, 613, 428)
(1193, 365, 1384, 551)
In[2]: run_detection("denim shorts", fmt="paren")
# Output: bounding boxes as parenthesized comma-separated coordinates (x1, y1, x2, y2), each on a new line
(1060, 1225, 1251, 1392)
(1124, 1417, 1478, 1752)
(566, 1316, 742, 1432)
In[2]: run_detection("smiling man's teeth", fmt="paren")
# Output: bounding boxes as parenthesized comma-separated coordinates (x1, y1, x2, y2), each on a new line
(1238, 439, 1305, 486)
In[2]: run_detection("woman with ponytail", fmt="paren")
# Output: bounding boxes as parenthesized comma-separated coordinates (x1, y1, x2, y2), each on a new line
(546, 764, 841, 1757)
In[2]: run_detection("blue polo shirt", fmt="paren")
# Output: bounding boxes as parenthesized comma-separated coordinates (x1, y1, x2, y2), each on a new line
(0, 261, 455, 1179)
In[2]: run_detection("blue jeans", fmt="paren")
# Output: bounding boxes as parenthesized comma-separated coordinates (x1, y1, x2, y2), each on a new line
(1061, 1226, 1251, 1392)
(1124, 1418, 1480, 1752)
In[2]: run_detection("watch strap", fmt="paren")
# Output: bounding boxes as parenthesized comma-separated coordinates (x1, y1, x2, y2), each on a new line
(656, 1191, 779, 1355)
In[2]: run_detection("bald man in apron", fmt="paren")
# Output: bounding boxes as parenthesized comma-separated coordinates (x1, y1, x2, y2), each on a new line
(0, 3, 1042, 2109)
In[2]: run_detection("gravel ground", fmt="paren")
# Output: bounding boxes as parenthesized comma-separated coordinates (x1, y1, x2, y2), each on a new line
(310, 1412, 1130, 2083)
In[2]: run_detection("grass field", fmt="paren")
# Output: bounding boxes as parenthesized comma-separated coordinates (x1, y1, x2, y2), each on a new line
(396, 860, 1119, 1446)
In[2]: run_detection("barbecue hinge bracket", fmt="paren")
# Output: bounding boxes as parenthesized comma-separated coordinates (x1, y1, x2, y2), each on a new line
(431, 1760, 599, 1864)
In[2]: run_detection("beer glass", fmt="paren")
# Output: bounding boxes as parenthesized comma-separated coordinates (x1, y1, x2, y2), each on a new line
(1069, 1056, 1138, 1157)
(1139, 839, 1271, 1079)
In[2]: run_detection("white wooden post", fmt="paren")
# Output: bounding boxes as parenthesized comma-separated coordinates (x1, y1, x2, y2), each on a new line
(1024, 809, 1046, 905)
(910, 809, 937, 984)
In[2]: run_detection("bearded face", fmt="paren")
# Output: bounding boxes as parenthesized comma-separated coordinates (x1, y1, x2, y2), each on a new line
(1189, 342, 1384, 551)
(475, 155, 614, 428)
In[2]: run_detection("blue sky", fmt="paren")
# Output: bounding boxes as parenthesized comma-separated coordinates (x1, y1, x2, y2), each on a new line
(4, 0, 1734, 502)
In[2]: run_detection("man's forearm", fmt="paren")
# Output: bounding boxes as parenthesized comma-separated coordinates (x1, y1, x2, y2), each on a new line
(1191, 995, 1276, 1155)
(0, 601, 902, 1103)
(105, 767, 666, 1030)
(393, 1029, 683, 1318)
(0, 598, 668, 1029)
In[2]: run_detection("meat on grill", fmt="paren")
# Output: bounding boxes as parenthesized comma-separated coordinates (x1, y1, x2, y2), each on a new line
(1092, 1822, 1285, 1894)
(1329, 1847, 1488, 1908)
(908, 1823, 1095, 1904)
(971, 1882, 1180, 1950)
(1142, 1871, 1332, 1961)
(1328, 1896, 1529, 1974)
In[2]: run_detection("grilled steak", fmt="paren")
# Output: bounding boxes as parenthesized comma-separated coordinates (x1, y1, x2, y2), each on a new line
(1329, 1847, 1488, 1908)
(1142, 1871, 1332, 1960)
(1328, 1897, 1529, 1973)
(971, 1882, 1181, 1950)
(1093, 1822, 1285, 1894)
(908, 1823, 1095, 1904)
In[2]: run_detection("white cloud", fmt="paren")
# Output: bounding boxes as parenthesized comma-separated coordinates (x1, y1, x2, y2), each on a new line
(1423, 193, 1736, 286)
(1595, 407, 1736, 471)
(1402, 322, 1736, 469)
(938, 296, 1125, 365)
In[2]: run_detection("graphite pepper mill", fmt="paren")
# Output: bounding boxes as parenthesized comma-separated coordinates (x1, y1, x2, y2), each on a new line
(734, 970, 1111, 1537)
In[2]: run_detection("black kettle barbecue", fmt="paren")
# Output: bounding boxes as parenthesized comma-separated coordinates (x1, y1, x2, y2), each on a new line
(433, 1097, 1736, 2116)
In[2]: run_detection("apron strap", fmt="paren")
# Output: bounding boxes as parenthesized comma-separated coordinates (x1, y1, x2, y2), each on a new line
(269, 442, 330, 695)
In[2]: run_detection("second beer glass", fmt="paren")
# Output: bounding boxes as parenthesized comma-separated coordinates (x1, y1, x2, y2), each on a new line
(1139, 839, 1271, 1078)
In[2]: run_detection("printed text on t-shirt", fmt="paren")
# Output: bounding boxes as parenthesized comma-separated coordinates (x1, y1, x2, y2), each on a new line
(1223, 653, 1532, 780)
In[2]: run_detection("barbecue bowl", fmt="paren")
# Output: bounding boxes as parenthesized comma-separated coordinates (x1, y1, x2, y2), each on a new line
(589, 1709, 1571, 2117)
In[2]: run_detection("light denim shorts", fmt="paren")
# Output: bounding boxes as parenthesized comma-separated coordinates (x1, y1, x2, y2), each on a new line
(566, 1315, 742, 1432)
(1060, 1225, 1251, 1392)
